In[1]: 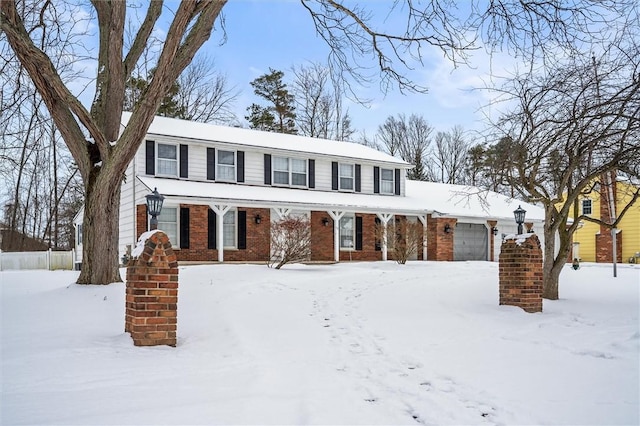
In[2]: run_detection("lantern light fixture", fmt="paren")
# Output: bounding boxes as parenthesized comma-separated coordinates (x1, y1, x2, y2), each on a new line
(514, 205, 527, 235)
(444, 223, 452, 234)
(322, 217, 330, 226)
(254, 214, 262, 224)
(145, 187, 165, 230)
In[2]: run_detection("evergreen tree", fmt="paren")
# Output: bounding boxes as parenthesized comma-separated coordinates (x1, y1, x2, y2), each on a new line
(245, 69, 297, 134)
(124, 70, 186, 119)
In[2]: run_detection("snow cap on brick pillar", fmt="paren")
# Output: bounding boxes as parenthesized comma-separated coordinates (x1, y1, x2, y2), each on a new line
(125, 230, 178, 347)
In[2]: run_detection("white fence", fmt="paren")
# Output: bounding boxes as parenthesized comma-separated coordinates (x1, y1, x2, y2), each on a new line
(0, 249, 75, 271)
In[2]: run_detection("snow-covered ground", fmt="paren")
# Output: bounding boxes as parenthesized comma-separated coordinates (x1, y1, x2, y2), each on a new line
(1, 261, 638, 425)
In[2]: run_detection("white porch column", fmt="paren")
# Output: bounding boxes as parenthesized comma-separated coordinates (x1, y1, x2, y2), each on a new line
(210, 204, 231, 262)
(327, 210, 345, 262)
(417, 215, 427, 261)
(376, 213, 393, 261)
(273, 208, 292, 220)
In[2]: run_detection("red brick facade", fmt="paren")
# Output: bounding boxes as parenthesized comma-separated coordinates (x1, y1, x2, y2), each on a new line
(498, 234, 543, 313)
(595, 231, 623, 263)
(595, 172, 623, 263)
(135, 204, 447, 263)
(427, 216, 457, 261)
(125, 231, 178, 346)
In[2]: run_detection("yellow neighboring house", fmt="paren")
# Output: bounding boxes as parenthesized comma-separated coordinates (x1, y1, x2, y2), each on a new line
(571, 173, 640, 263)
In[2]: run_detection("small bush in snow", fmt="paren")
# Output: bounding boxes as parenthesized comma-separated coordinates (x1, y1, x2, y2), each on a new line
(374, 217, 423, 264)
(268, 216, 312, 269)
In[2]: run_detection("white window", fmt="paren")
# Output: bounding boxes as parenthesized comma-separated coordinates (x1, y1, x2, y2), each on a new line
(339, 163, 354, 191)
(339, 215, 355, 249)
(157, 143, 178, 176)
(223, 210, 236, 248)
(381, 168, 394, 194)
(76, 225, 83, 245)
(273, 157, 307, 187)
(217, 150, 236, 182)
(156, 207, 178, 245)
(582, 199, 592, 215)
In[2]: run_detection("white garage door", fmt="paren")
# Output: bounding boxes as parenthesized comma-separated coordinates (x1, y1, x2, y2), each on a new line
(454, 223, 488, 261)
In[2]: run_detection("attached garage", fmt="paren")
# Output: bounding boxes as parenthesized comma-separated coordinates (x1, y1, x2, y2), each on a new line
(454, 223, 488, 261)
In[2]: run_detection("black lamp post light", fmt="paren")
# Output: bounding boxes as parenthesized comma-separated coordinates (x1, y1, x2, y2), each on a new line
(146, 187, 165, 230)
(514, 205, 526, 235)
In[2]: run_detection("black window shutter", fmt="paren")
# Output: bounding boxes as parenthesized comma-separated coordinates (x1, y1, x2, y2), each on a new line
(355, 216, 363, 251)
(355, 164, 361, 192)
(264, 154, 272, 185)
(207, 148, 215, 180)
(180, 207, 190, 249)
(374, 217, 381, 251)
(145, 140, 155, 175)
(208, 209, 216, 249)
(237, 151, 245, 183)
(332, 162, 338, 190)
(308, 159, 315, 188)
(395, 169, 401, 195)
(180, 144, 188, 178)
(373, 166, 380, 193)
(238, 210, 247, 249)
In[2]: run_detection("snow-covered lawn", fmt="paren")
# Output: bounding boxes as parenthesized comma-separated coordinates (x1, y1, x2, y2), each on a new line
(1, 261, 638, 425)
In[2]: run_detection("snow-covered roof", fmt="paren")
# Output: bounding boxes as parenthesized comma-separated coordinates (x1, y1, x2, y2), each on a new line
(405, 180, 545, 221)
(121, 112, 410, 167)
(137, 176, 545, 221)
(138, 176, 429, 215)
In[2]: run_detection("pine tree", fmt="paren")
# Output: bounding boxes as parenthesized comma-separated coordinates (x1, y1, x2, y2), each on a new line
(245, 69, 297, 134)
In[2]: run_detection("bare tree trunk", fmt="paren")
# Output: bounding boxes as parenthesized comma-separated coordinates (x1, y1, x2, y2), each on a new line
(77, 178, 122, 284)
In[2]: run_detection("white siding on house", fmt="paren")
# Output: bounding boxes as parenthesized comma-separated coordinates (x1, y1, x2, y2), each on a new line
(119, 159, 136, 260)
(244, 150, 264, 185)
(360, 164, 374, 194)
(189, 144, 207, 181)
(314, 159, 333, 192)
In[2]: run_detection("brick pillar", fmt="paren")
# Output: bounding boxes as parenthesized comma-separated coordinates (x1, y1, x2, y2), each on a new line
(426, 215, 456, 261)
(125, 230, 178, 346)
(499, 234, 543, 313)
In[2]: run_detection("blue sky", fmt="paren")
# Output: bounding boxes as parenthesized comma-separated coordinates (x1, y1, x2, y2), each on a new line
(195, 1, 507, 137)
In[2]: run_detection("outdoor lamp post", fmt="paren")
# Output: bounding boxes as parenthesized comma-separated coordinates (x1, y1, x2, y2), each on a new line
(146, 187, 165, 230)
(514, 205, 526, 235)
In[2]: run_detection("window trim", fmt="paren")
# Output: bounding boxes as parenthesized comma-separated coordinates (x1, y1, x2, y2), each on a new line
(338, 163, 355, 192)
(581, 199, 592, 216)
(216, 149, 237, 182)
(339, 214, 356, 251)
(272, 156, 308, 188)
(76, 224, 83, 246)
(380, 168, 395, 195)
(156, 142, 179, 177)
(151, 206, 179, 248)
(223, 209, 237, 249)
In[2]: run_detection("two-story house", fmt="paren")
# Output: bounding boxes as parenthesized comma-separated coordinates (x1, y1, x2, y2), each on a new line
(570, 172, 640, 263)
(74, 113, 545, 268)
